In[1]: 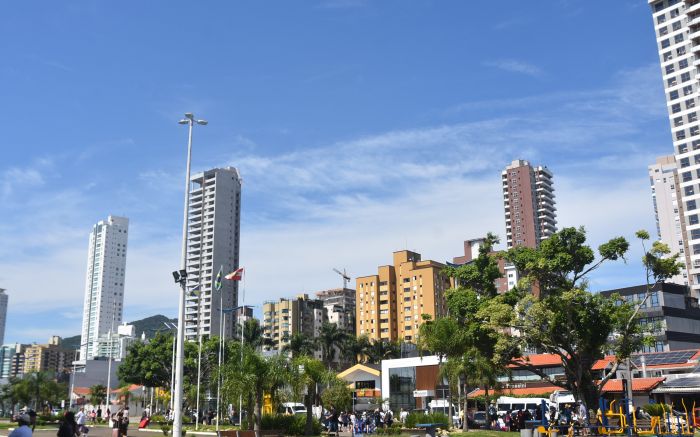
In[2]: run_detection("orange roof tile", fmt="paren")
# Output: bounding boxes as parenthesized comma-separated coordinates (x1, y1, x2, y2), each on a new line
(601, 377, 664, 393)
(468, 384, 561, 397)
(73, 387, 90, 396)
(509, 354, 563, 368)
(110, 384, 142, 394)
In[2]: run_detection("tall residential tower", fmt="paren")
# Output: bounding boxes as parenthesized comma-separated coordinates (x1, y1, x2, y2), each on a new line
(0, 289, 8, 346)
(648, 0, 700, 300)
(80, 216, 129, 361)
(184, 167, 241, 341)
(502, 160, 557, 249)
(649, 155, 691, 285)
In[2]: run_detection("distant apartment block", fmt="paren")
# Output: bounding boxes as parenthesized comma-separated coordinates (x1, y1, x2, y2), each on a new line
(0, 343, 26, 379)
(262, 294, 324, 353)
(185, 167, 242, 342)
(23, 336, 72, 375)
(600, 282, 700, 352)
(647, 0, 700, 300)
(502, 160, 556, 249)
(649, 155, 691, 285)
(356, 250, 450, 343)
(316, 288, 356, 336)
(0, 289, 7, 346)
(96, 323, 138, 360)
(80, 215, 129, 361)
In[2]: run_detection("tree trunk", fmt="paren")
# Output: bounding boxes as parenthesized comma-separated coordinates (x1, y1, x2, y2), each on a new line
(247, 393, 254, 430)
(304, 385, 314, 436)
(254, 388, 262, 437)
(462, 384, 469, 432)
(485, 385, 490, 430)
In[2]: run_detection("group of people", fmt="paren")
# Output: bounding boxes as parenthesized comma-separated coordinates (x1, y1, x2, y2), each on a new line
(321, 408, 396, 435)
(486, 402, 591, 433)
(54, 407, 130, 437)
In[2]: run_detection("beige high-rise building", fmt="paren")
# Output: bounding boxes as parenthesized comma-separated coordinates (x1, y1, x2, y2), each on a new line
(23, 338, 71, 375)
(262, 294, 324, 353)
(649, 155, 691, 285)
(502, 160, 556, 249)
(356, 250, 451, 343)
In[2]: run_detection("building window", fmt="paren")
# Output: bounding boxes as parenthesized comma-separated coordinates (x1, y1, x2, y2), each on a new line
(679, 59, 689, 69)
(670, 90, 679, 100)
(666, 64, 675, 75)
(675, 33, 684, 44)
(685, 185, 696, 196)
(672, 103, 682, 113)
(688, 200, 697, 211)
(689, 214, 699, 225)
(661, 39, 671, 49)
(682, 72, 691, 83)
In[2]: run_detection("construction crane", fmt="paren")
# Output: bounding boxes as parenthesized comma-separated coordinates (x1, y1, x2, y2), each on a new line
(333, 268, 351, 289)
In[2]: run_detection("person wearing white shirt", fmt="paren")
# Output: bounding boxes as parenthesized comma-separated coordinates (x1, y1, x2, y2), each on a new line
(76, 408, 88, 436)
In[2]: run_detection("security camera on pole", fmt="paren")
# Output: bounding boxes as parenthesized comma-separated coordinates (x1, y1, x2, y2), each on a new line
(172, 113, 207, 437)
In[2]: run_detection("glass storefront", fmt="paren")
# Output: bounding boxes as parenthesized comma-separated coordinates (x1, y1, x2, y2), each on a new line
(389, 366, 416, 410)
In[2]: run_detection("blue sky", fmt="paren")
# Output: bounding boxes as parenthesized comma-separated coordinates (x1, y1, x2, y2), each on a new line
(0, 0, 674, 344)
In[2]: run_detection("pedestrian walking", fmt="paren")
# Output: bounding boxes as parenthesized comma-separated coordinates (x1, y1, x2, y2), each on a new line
(58, 412, 79, 437)
(119, 408, 130, 437)
(9, 414, 33, 437)
(112, 412, 122, 437)
(76, 407, 89, 437)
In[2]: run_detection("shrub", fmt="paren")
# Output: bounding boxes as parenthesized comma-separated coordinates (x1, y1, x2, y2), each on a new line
(256, 414, 320, 436)
(160, 424, 171, 436)
(377, 424, 402, 435)
(151, 415, 168, 424)
(643, 403, 669, 417)
(404, 412, 448, 428)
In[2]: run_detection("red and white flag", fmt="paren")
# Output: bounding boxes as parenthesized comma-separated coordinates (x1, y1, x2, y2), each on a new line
(224, 267, 244, 281)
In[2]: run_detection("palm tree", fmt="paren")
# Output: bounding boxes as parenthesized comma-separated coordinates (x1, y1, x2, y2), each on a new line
(89, 384, 107, 408)
(237, 319, 274, 350)
(291, 356, 331, 436)
(316, 322, 347, 369)
(281, 333, 315, 358)
(344, 335, 371, 364)
(366, 340, 400, 364)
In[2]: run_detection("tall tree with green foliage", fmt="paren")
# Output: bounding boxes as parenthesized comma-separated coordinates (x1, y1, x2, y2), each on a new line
(344, 335, 371, 364)
(316, 322, 348, 369)
(504, 227, 681, 410)
(291, 356, 331, 436)
(366, 339, 401, 364)
(282, 333, 316, 358)
(89, 384, 106, 407)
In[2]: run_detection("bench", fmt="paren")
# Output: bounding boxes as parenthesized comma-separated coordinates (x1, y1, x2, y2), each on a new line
(415, 422, 447, 437)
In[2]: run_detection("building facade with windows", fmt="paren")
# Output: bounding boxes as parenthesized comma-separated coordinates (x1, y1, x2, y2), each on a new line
(262, 294, 324, 354)
(184, 167, 242, 342)
(356, 250, 451, 343)
(452, 238, 519, 293)
(80, 215, 129, 361)
(648, 0, 700, 300)
(0, 289, 7, 346)
(502, 160, 556, 249)
(95, 323, 138, 359)
(600, 282, 700, 352)
(649, 155, 691, 285)
(316, 288, 356, 336)
(23, 337, 72, 375)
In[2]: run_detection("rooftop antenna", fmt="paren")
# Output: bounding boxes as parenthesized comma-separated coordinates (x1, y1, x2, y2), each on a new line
(332, 268, 351, 289)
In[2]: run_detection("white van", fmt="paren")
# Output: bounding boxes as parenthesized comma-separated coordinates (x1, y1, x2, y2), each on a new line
(280, 402, 307, 416)
(549, 390, 576, 411)
(428, 399, 460, 424)
(496, 396, 549, 416)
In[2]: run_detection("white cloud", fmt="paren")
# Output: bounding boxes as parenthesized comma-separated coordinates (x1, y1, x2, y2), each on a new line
(483, 59, 544, 77)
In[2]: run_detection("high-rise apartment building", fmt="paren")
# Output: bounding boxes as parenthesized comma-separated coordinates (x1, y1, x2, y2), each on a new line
(502, 160, 556, 249)
(262, 294, 324, 353)
(0, 289, 8, 346)
(316, 288, 356, 336)
(648, 0, 700, 300)
(356, 250, 451, 343)
(649, 155, 691, 285)
(185, 167, 242, 341)
(23, 337, 71, 375)
(80, 216, 129, 361)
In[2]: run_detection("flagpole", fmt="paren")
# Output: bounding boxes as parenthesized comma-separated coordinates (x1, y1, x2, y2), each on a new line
(238, 270, 245, 427)
(216, 265, 224, 432)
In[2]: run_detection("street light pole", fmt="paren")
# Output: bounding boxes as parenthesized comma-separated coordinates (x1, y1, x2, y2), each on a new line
(173, 113, 207, 437)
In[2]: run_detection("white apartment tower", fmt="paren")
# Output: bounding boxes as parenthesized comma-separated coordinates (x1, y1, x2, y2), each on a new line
(0, 289, 7, 346)
(502, 160, 557, 249)
(649, 156, 691, 285)
(79, 216, 129, 361)
(648, 0, 700, 299)
(185, 167, 241, 341)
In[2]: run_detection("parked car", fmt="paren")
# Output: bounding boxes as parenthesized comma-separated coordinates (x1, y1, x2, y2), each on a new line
(472, 411, 487, 428)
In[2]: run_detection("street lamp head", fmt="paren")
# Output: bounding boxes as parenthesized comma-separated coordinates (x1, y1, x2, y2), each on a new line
(184, 112, 194, 119)
(196, 120, 208, 125)
(178, 119, 189, 125)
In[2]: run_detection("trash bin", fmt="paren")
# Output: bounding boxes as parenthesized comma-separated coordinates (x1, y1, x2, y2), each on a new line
(550, 431, 558, 437)
(520, 428, 533, 437)
(533, 428, 541, 437)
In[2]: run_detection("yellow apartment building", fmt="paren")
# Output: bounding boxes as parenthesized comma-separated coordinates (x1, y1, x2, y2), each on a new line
(356, 250, 451, 343)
